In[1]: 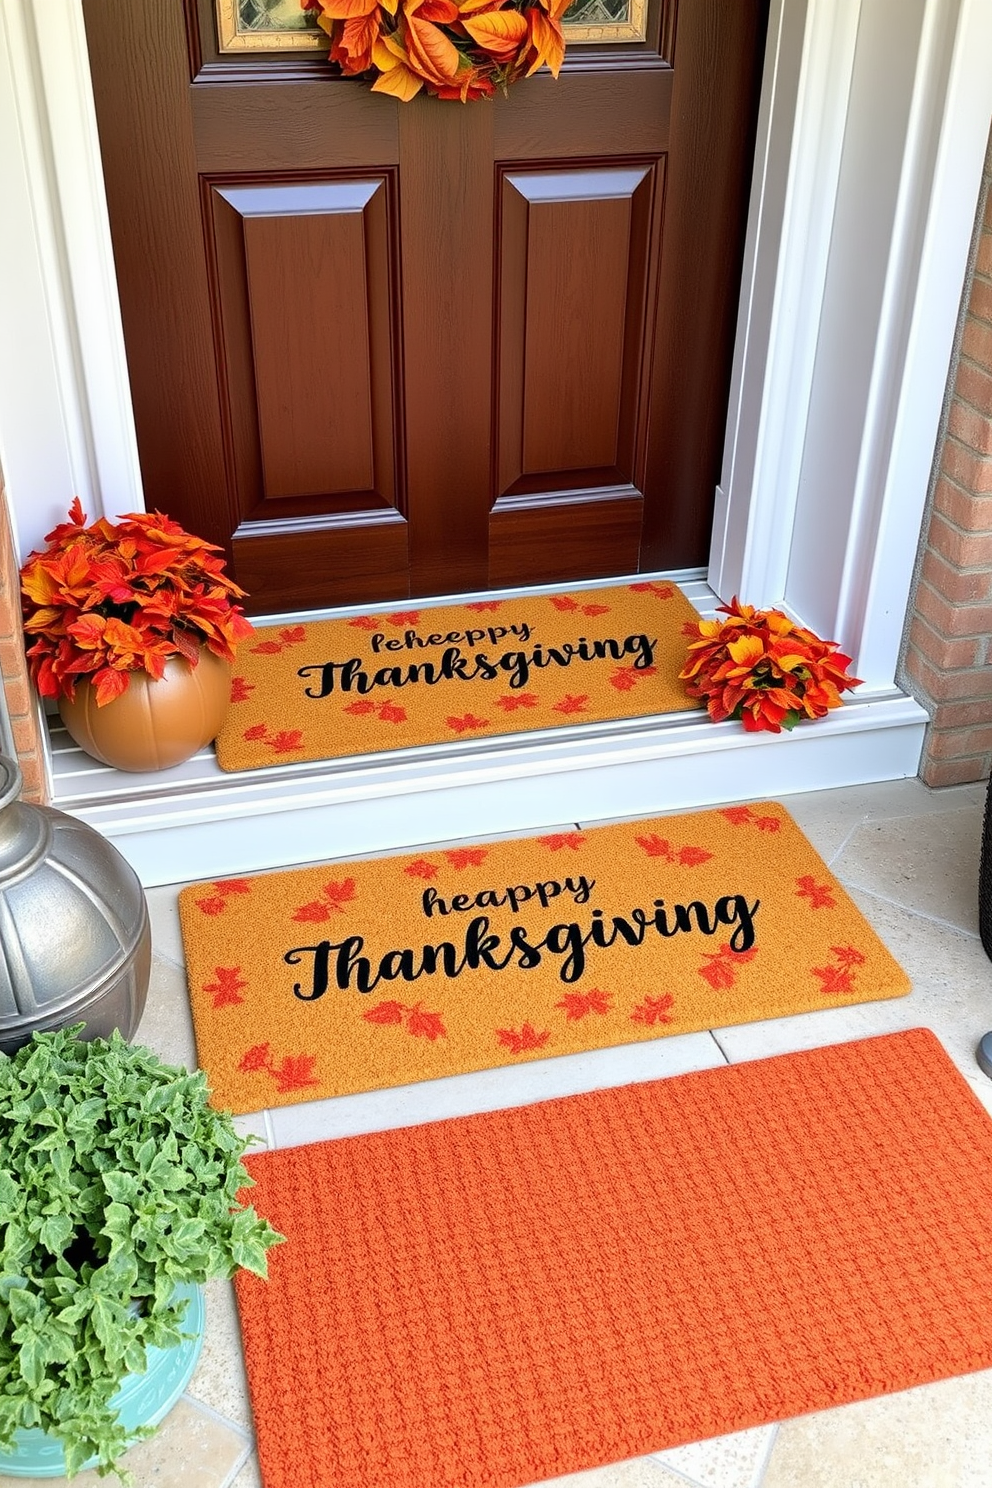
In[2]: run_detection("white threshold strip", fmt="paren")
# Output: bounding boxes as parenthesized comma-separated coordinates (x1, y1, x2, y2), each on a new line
(49, 573, 927, 888)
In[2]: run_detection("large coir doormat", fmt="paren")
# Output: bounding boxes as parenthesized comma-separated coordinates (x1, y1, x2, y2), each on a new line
(234, 1029, 992, 1488)
(179, 802, 909, 1114)
(215, 580, 701, 771)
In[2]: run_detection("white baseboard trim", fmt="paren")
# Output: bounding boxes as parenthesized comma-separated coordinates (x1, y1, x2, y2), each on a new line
(61, 691, 926, 887)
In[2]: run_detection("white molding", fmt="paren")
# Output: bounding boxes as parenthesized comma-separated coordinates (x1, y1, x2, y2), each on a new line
(785, 0, 932, 650)
(711, 0, 862, 606)
(0, 0, 142, 560)
(0, 1, 76, 559)
(65, 693, 927, 887)
(715, 0, 992, 691)
(843, 0, 992, 686)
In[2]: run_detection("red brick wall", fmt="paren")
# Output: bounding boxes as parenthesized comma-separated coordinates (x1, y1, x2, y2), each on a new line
(901, 126, 992, 786)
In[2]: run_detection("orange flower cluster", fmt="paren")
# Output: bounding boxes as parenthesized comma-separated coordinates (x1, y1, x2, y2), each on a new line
(679, 597, 861, 734)
(21, 499, 253, 707)
(303, 0, 567, 101)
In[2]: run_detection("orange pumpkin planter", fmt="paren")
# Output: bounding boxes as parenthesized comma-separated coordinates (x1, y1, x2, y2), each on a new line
(58, 647, 232, 772)
(20, 499, 252, 772)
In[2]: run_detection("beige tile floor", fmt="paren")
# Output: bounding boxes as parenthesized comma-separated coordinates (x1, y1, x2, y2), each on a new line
(10, 776, 992, 1488)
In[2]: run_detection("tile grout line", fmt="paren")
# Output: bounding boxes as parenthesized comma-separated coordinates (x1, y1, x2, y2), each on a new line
(178, 1392, 253, 1445)
(217, 1442, 253, 1488)
(837, 879, 982, 940)
(645, 1454, 712, 1487)
(821, 817, 863, 868)
(708, 1028, 732, 1064)
(752, 1422, 781, 1488)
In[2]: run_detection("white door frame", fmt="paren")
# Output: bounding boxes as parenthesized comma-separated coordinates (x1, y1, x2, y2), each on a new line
(2, 0, 991, 692)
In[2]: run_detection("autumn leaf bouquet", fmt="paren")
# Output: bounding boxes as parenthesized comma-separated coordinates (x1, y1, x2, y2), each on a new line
(20, 498, 253, 707)
(679, 597, 861, 734)
(303, 0, 568, 102)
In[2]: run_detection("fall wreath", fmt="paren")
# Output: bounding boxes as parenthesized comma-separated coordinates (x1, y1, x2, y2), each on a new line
(303, 0, 568, 101)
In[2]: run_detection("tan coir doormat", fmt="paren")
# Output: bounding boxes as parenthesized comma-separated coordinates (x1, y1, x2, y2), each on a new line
(179, 803, 910, 1114)
(215, 580, 701, 771)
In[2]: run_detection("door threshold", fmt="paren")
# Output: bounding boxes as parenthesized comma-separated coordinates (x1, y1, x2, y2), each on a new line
(47, 573, 928, 886)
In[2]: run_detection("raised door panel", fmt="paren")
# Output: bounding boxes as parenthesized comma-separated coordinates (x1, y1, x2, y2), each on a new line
(207, 177, 409, 611)
(491, 162, 661, 586)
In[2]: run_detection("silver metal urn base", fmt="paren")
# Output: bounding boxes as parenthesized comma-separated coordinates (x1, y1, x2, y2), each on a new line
(0, 756, 150, 1055)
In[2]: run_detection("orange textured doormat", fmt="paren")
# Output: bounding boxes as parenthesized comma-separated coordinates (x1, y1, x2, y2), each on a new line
(215, 580, 701, 771)
(179, 803, 909, 1114)
(234, 1029, 992, 1488)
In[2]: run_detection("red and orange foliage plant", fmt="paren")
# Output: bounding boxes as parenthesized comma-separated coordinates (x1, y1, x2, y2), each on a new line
(679, 597, 862, 734)
(303, 0, 568, 101)
(20, 499, 253, 707)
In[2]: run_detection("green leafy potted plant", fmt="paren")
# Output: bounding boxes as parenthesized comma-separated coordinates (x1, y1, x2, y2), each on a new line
(0, 1027, 282, 1480)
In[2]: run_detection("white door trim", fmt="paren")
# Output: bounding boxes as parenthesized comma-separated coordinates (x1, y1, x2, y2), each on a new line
(713, 0, 992, 689)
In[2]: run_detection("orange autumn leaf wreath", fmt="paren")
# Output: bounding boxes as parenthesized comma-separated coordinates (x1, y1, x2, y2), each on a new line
(680, 597, 862, 734)
(20, 499, 252, 708)
(303, 0, 567, 102)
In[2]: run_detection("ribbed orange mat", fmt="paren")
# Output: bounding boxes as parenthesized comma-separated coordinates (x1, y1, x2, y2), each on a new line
(215, 580, 701, 771)
(234, 1029, 992, 1488)
(180, 803, 909, 1114)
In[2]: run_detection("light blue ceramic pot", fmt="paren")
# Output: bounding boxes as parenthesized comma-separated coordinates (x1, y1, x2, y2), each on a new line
(0, 1283, 205, 1478)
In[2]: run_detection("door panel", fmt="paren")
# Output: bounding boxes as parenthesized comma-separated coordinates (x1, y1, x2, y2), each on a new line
(231, 511, 409, 613)
(497, 164, 657, 490)
(83, 0, 768, 613)
(489, 493, 642, 587)
(209, 176, 401, 514)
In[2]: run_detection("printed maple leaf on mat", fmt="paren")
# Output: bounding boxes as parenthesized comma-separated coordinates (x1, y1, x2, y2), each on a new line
(698, 944, 758, 990)
(630, 993, 675, 1026)
(250, 625, 306, 656)
(447, 714, 490, 733)
(242, 723, 305, 754)
(230, 676, 254, 703)
(549, 595, 612, 616)
(466, 600, 503, 612)
(388, 611, 421, 625)
(553, 694, 589, 715)
(556, 988, 612, 1020)
(404, 859, 439, 879)
(203, 966, 247, 1009)
(720, 805, 781, 832)
(795, 874, 836, 910)
(496, 693, 539, 711)
(629, 581, 674, 599)
(292, 878, 357, 922)
(362, 1000, 446, 1041)
(343, 698, 408, 724)
(237, 1043, 320, 1093)
(497, 1023, 551, 1055)
(635, 834, 712, 866)
(537, 832, 585, 851)
(812, 943, 867, 997)
(194, 878, 251, 916)
(446, 847, 488, 868)
(348, 615, 382, 631)
(609, 665, 657, 692)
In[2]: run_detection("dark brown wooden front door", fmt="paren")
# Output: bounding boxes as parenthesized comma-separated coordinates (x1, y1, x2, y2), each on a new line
(83, 0, 766, 613)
